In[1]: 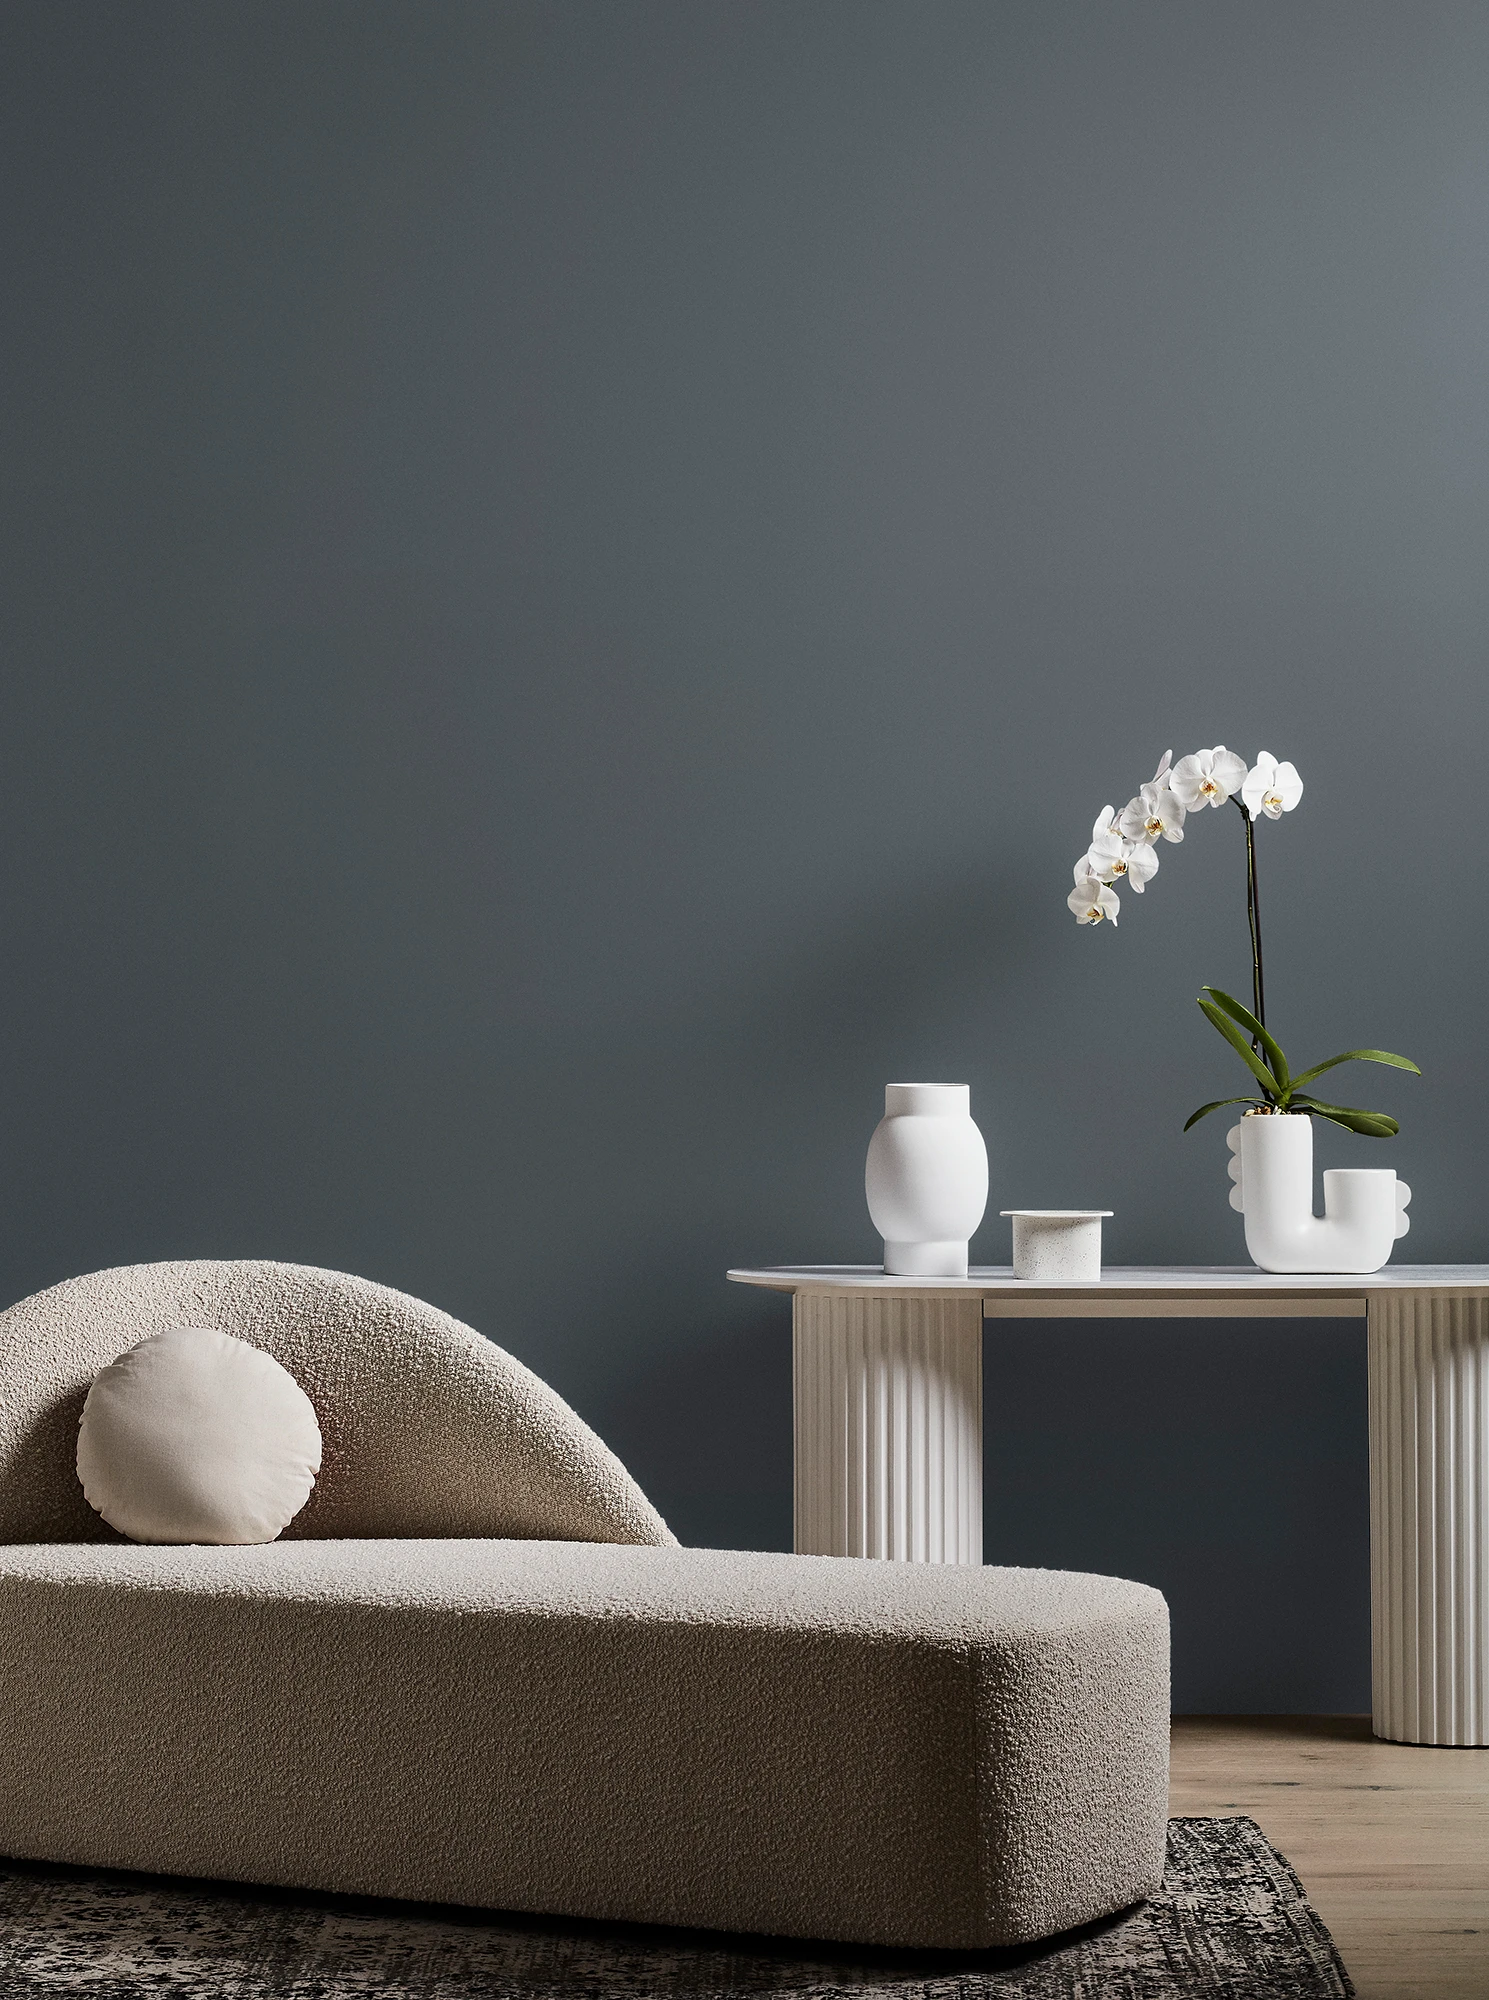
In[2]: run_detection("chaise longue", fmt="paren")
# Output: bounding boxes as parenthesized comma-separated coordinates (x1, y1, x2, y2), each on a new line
(0, 1259, 1169, 1950)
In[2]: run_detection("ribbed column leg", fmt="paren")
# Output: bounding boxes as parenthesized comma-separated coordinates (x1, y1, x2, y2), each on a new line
(793, 1293, 982, 1563)
(1369, 1292, 1489, 1744)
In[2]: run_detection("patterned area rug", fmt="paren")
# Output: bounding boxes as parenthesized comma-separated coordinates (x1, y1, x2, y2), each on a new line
(0, 1818, 1352, 1997)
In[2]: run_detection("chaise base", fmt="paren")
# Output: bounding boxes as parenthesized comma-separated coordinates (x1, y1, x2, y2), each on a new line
(0, 1540, 1168, 1949)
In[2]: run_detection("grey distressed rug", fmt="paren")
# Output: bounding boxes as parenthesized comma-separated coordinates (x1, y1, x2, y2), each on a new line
(0, 1818, 1351, 1997)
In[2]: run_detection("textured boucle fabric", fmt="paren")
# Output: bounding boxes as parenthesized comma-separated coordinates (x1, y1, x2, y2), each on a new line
(0, 1540, 1169, 1949)
(0, 1261, 672, 1546)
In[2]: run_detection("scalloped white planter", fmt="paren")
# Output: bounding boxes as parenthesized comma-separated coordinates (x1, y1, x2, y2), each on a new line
(1227, 1112, 1409, 1273)
(865, 1084, 988, 1279)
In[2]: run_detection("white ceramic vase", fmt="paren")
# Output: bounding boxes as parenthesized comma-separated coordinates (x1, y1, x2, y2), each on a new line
(865, 1083, 989, 1278)
(1227, 1111, 1410, 1274)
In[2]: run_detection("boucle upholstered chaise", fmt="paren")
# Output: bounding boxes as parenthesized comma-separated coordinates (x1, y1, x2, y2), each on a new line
(0, 1260, 1169, 1950)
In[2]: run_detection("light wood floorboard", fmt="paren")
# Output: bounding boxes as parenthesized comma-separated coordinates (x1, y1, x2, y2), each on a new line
(1170, 1715, 1489, 2000)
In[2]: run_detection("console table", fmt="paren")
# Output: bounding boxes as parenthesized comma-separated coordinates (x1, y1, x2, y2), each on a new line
(727, 1264, 1489, 1748)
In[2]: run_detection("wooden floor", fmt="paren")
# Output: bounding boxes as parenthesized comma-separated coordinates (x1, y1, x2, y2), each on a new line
(1170, 1716, 1489, 1999)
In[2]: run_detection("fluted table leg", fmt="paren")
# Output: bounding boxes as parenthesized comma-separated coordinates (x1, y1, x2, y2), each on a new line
(792, 1292, 982, 1563)
(1369, 1291, 1489, 1744)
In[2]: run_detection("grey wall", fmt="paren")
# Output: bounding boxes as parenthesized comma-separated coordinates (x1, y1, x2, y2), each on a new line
(3, 0, 1486, 1710)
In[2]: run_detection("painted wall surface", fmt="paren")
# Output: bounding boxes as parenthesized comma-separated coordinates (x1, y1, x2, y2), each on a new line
(3, 1, 1485, 1709)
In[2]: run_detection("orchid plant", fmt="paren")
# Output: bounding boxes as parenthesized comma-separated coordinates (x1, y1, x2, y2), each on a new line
(1069, 747, 1420, 1136)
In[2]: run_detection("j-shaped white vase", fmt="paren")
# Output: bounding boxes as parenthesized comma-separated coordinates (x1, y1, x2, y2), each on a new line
(1227, 1110, 1410, 1274)
(865, 1083, 989, 1278)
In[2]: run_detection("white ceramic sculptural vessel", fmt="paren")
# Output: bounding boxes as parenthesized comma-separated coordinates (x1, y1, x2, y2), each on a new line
(865, 1083, 989, 1278)
(1227, 1111, 1410, 1274)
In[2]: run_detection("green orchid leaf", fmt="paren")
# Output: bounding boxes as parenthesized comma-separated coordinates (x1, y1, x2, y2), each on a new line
(1310, 1110, 1399, 1137)
(1197, 998, 1283, 1099)
(1288, 1049, 1422, 1089)
(1183, 1097, 1263, 1133)
(1202, 987, 1291, 1090)
(1290, 1093, 1399, 1138)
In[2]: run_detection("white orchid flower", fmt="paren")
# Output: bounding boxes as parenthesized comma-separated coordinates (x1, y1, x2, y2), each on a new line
(1068, 866, 1119, 925)
(1084, 806, 1124, 879)
(1124, 841, 1158, 892)
(1085, 808, 1121, 860)
(1083, 807, 1150, 890)
(1242, 751, 1303, 821)
(1067, 743, 1301, 939)
(1119, 781, 1186, 846)
(1171, 746, 1248, 811)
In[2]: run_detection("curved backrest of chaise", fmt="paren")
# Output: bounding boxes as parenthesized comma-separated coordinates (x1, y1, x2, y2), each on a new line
(0, 1260, 674, 1546)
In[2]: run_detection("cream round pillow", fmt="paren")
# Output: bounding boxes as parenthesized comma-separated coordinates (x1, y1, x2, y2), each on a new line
(77, 1327, 322, 1544)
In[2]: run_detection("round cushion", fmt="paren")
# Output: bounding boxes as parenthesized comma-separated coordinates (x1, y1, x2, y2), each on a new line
(76, 1327, 322, 1544)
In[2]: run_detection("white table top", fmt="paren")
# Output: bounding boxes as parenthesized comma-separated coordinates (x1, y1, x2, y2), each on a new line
(727, 1264, 1489, 1317)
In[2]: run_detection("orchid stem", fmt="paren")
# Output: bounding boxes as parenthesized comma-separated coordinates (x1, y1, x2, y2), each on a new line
(1234, 795, 1265, 1044)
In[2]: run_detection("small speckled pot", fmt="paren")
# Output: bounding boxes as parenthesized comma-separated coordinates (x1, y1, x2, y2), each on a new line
(1002, 1210, 1113, 1282)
